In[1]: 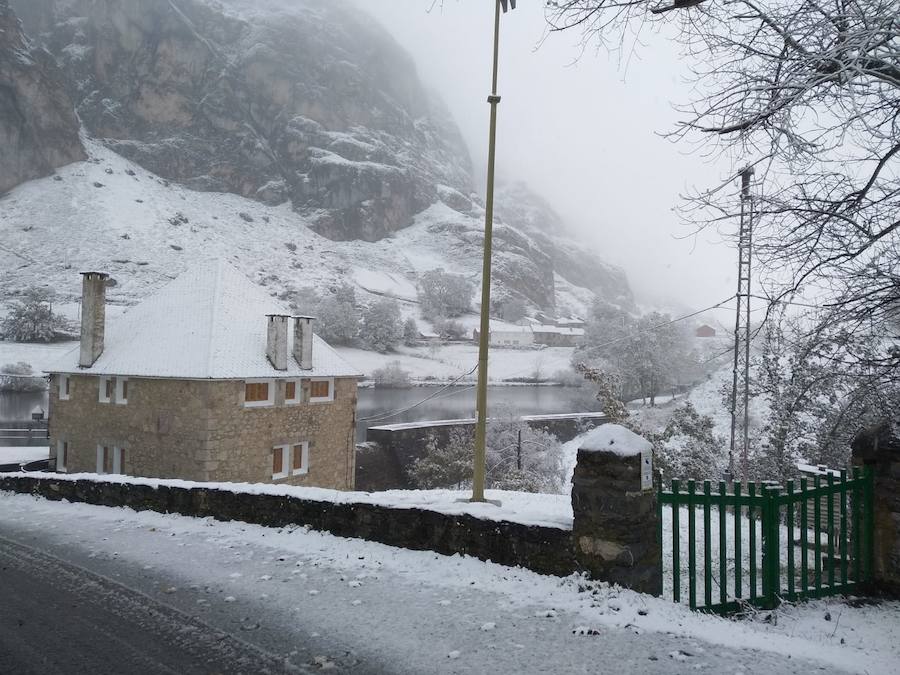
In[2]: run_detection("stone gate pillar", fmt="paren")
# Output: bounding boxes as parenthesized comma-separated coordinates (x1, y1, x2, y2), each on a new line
(571, 424, 661, 595)
(852, 421, 900, 595)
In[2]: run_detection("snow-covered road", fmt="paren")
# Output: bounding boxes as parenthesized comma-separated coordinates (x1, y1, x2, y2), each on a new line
(1, 493, 887, 674)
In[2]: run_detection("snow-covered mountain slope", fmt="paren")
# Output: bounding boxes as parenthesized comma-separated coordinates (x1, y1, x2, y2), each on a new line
(1, 0, 632, 315)
(0, 140, 600, 320)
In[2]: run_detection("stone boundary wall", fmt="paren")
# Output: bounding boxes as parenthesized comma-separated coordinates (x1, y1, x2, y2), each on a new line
(0, 474, 575, 578)
(360, 413, 608, 491)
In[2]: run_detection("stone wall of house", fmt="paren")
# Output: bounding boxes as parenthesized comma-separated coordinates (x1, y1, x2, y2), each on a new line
(206, 377, 357, 490)
(50, 374, 213, 480)
(50, 374, 357, 490)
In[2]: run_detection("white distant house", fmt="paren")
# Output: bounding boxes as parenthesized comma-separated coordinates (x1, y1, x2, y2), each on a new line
(472, 321, 534, 347)
(472, 318, 584, 348)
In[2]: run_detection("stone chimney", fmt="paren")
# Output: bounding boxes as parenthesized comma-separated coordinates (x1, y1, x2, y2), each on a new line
(293, 316, 315, 370)
(266, 315, 290, 370)
(79, 272, 108, 368)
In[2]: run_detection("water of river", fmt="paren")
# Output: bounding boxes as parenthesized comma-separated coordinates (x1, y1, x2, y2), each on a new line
(0, 385, 600, 443)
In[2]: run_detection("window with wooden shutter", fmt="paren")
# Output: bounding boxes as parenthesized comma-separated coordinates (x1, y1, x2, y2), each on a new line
(244, 381, 271, 404)
(309, 379, 333, 402)
(106, 379, 114, 400)
(292, 442, 308, 475)
(272, 445, 289, 479)
(285, 380, 298, 403)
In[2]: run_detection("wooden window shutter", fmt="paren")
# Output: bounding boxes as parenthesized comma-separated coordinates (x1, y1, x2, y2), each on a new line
(285, 381, 296, 400)
(273, 448, 284, 475)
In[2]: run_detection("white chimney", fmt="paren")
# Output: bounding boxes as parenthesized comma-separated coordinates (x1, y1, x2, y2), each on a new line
(266, 314, 289, 370)
(79, 271, 108, 368)
(293, 316, 314, 370)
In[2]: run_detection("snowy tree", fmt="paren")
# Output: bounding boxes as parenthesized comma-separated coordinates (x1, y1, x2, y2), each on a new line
(361, 299, 402, 353)
(485, 410, 566, 493)
(1, 287, 73, 342)
(402, 317, 419, 346)
(433, 317, 466, 340)
(293, 288, 358, 346)
(548, 0, 900, 388)
(574, 363, 631, 425)
(652, 401, 725, 480)
(408, 429, 472, 489)
(371, 360, 411, 387)
(577, 302, 697, 404)
(418, 269, 473, 320)
(0, 362, 47, 392)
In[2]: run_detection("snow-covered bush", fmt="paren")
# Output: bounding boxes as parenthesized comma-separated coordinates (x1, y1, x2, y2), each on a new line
(402, 317, 419, 346)
(408, 429, 472, 489)
(293, 287, 359, 345)
(0, 362, 47, 392)
(433, 317, 466, 340)
(651, 401, 724, 481)
(361, 299, 402, 353)
(1, 287, 74, 342)
(371, 361, 411, 387)
(418, 269, 473, 320)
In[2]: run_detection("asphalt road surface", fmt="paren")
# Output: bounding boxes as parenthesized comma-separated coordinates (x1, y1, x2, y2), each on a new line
(0, 535, 314, 674)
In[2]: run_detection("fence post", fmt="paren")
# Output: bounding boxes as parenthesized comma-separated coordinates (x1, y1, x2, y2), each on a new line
(570, 424, 660, 595)
(760, 484, 781, 609)
(851, 422, 900, 595)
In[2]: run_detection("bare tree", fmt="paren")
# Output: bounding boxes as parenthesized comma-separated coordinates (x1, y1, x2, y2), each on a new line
(547, 1, 899, 385)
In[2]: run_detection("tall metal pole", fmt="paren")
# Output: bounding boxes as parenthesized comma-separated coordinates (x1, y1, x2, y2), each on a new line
(472, 0, 503, 502)
(728, 167, 754, 480)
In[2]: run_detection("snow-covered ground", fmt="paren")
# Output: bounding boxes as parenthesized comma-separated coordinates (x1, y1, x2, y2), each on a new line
(0, 340, 76, 372)
(0, 490, 895, 673)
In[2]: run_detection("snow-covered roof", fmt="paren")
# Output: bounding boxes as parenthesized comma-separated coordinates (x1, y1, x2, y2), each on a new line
(47, 260, 362, 380)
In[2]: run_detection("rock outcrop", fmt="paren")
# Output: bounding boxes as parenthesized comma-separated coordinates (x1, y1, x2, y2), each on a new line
(0, 0, 84, 194)
(11, 0, 471, 242)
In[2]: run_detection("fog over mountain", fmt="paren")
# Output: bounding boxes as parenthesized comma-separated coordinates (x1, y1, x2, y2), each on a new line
(0, 0, 633, 316)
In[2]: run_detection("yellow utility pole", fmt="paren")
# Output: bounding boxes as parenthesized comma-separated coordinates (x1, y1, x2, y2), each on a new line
(472, 0, 514, 502)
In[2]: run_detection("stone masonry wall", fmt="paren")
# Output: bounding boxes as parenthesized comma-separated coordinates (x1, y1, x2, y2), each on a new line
(852, 421, 900, 595)
(50, 374, 357, 490)
(0, 474, 575, 578)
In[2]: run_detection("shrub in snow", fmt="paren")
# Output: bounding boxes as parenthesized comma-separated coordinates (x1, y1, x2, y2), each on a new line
(408, 429, 472, 489)
(294, 287, 359, 346)
(402, 317, 419, 346)
(1, 287, 75, 342)
(371, 360, 411, 387)
(651, 401, 724, 481)
(361, 299, 402, 353)
(433, 316, 466, 340)
(418, 269, 473, 320)
(0, 362, 47, 392)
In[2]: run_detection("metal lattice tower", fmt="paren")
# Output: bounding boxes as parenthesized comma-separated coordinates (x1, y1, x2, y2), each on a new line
(729, 167, 754, 481)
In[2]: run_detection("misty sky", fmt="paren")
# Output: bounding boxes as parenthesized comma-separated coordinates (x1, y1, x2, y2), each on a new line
(358, 0, 743, 316)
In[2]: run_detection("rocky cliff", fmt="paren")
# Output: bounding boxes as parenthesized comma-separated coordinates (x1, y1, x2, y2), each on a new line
(0, 0, 84, 194)
(1, 0, 632, 314)
(10, 0, 470, 242)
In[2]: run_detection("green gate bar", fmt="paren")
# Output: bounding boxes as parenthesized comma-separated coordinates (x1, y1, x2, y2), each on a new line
(852, 467, 861, 584)
(839, 469, 848, 588)
(827, 473, 835, 589)
(703, 480, 712, 608)
(748, 482, 757, 601)
(800, 476, 808, 593)
(864, 465, 874, 583)
(786, 480, 795, 599)
(718, 481, 727, 606)
(814, 476, 822, 595)
(688, 480, 697, 609)
(672, 479, 681, 603)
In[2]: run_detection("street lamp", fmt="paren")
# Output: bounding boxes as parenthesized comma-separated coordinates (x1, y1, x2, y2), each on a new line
(472, 0, 516, 503)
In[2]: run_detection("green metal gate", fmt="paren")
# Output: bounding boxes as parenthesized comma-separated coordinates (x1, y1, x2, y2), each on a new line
(657, 466, 874, 614)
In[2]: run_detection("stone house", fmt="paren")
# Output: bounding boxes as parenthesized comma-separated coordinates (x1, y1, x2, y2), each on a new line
(46, 261, 361, 489)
